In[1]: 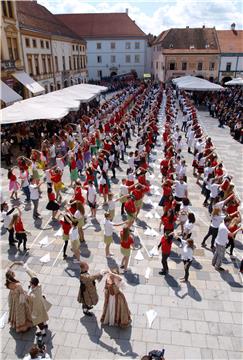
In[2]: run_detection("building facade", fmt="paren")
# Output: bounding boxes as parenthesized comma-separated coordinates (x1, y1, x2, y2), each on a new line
(56, 12, 147, 80)
(217, 25, 243, 83)
(17, 1, 88, 93)
(1, 0, 26, 104)
(152, 27, 220, 83)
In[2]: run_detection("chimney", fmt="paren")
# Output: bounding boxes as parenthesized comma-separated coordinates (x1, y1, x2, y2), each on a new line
(186, 26, 189, 29)
(202, 25, 205, 28)
(231, 23, 236, 30)
(126, 8, 128, 15)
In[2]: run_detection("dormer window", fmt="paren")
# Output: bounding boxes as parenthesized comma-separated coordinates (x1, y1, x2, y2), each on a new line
(189, 45, 195, 50)
(169, 43, 173, 48)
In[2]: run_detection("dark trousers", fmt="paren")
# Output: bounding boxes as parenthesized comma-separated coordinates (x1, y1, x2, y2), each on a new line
(202, 226, 218, 248)
(226, 237, 234, 255)
(121, 203, 125, 215)
(22, 186, 30, 201)
(183, 260, 192, 281)
(7, 228, 15, 245)
(161, 253, 170, 273)
(63, 240, 68, 256)
(16, 233, 27, 250)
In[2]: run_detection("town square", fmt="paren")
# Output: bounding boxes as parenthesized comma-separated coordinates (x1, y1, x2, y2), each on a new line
(0, 1, 242, 359)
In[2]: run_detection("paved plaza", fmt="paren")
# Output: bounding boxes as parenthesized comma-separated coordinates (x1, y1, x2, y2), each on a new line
(1, 104, 242, 360)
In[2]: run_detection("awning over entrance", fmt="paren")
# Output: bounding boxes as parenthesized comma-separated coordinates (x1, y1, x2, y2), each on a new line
(12, 71, 45, 95)
(0, 80, 23, 105)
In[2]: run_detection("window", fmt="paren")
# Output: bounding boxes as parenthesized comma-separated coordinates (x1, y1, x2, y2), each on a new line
(111, 42, 116, 49)
(80, 46, 82, 51)
(42, 56, 47, 74)
(96, 43, 101, 49)
(40, 40, 44, 48)
(69, 56, 72, 70)
(55, 56, 58, 72)
(47, 56, 52, 73)
(111, 55, 116, 63)
(77, 56, 80, 69)
(73, 56, 76, 70)
(197, 62, 203, 70)
(27, 56, 33, 75)
(3, 1, 14, 18)
(62, 56, 66, 71)
(76, 45, 78, 51)
(97, 55, 102, 63)
(125, 42, 131, 49)
(12, 38, 18, 60)
(125, 55, 131, 63)
(34, 56, 40, 75)
(7, 1, 13, 18)
(97, 70, 102, 78)
(32, 39, 37, 48)
(7, 37, 18, 60)
(169, 62, 176, 70)
(209, 62, 215, 71)
(46, 41, 49, 49)
(25, 38, 30, 47)
(135, 42, 140, 49)
(2, 1, 7, 17)
(80, 56, 83, 69)
(156, 62, 158, 70)
(181, 62, 187, 70)
(226, 62, 231, 72)
(72, 45, 75, 51)
(135, 54, 140, 63)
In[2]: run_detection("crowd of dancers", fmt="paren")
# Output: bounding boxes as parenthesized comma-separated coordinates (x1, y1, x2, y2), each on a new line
(1, 80, 242, 359)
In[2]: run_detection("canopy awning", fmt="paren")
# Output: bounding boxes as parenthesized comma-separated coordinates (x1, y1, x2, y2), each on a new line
(0, 80, 23, 105)
(0, 83, 107, 124)
(12, 71, 45, 95)
(175, 76, 224, 91)
(225, 77, 243, 86)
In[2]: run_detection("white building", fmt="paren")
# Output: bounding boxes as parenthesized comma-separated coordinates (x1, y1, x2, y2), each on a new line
(217, 26, 243, 83)
(16, 1, 87, 94)
(57, 11, 147, 80)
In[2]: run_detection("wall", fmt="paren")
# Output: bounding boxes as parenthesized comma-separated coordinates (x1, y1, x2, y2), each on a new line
(86, 38, 146, 80)
(219, 54, 243, 80)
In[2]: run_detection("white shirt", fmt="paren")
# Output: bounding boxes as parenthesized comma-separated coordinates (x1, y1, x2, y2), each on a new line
(103, 219, 114, 236)
(215, 222, 230, 246)
(87, 186, 96, 203)
(211, 214, 225, 228)
(29, 184, 39, 200)
(175, 181, 187, 198)
(108, 200, 115, 211)
(181, 240, 193, 261)
(120, 184, 128, 197)
(128, 157, 135, 169)
(19, 171, 29, 188)
(184, 220, 194, 235)
(56, 158, 65, 171)
(50, 144, 56, 158)
(74, 209, 82, 220)
(70, 227, 79, 241)
(2, 210, 14, 228)
(210, 183, 219, 198)
(45, 170, 51, 183)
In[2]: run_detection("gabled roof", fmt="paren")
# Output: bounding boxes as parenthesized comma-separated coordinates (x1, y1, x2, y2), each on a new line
(217, 30, 243, 53)
(16, 1, 85, 43)
(154, 27, 219, 52)
(56, 13, 146, 39)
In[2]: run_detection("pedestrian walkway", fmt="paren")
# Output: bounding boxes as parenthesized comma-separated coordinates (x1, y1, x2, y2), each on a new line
(1, 95, 242, 360)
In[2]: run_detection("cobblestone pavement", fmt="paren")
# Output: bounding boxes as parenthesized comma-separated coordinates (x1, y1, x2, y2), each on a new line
(1, 101, 242, 360)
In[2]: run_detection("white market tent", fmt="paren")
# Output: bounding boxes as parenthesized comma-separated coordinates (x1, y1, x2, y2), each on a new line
(0, 84, 107, 124)
(172, 75, 195, 84)
(173, 76, 224, 91)
(225, 77, 243, 86)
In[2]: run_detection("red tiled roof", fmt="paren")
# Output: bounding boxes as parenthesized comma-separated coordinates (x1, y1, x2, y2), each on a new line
(56, 13, 146, 38)
(217, 30, 243, 53)
(16, 1, 85, 43)
(154, 28, 219, 51)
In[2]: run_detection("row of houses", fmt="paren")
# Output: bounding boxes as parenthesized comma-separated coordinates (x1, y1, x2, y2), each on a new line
(1, 0, 243, 107)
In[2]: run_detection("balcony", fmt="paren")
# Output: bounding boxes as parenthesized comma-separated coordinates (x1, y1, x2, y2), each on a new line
(1, 59, 16, 71)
